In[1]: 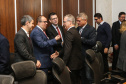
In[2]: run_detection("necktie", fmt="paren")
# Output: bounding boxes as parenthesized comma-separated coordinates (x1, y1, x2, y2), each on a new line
(56, 27, 62, 40)
(79, 28, 83, 35)
(43, 31, 49, 39)
(28, 37, 32, 48)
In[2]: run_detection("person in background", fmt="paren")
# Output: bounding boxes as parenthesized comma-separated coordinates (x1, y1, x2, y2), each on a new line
(112, 12, 125, 70)
(76, 12, 96, 84)
(46, 12, 65, 57)
(94, 13, 112, 73)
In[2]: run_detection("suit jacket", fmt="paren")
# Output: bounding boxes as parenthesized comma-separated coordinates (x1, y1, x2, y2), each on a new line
(77, 24, 96, 58)
(46, 25, 65, 54)
(0, 33, 10, 74)
(14, 28, 37, 63)
(63, 27, 83, 70)
(112, 21, 121, 47)
(30, 26, 57, 68)
(117, 31, 126, 71)
(96, 22, 112, 48)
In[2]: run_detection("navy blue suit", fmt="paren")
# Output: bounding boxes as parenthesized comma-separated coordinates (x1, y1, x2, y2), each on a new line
(77, 24, 96, 84)
(96, 22, 112, 73)
(30, 26, 57, 74)
(0, 33, 10, 74)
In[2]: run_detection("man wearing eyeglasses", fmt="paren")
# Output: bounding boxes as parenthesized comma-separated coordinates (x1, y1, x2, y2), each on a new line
(76, 12, 96, 84)
(94, 13, 112, 73)
(46, 12, 65, 58)
(30, 15, 60, 75)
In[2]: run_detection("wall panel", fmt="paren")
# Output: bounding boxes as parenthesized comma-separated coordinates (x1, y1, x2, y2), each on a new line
(0, 0, 15, 52)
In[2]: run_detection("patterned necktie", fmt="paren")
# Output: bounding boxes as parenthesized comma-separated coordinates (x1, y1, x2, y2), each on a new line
(56, 27, 62, 40)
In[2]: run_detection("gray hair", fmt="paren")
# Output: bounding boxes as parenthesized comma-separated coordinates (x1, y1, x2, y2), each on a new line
(76, 12, 88, 20)
(64, 14, 75, 25)
(21, 15, 33, 25)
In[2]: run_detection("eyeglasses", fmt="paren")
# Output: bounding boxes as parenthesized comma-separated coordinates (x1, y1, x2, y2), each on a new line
(94, 19, 98, 21)
(39, 21, 48, 23)
(51, 17, 58, 20)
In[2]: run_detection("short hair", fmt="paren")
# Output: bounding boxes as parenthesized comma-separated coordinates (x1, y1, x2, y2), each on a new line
(120, 20, 126, 33)
(37, 15, 44, 23)
(118, 12, 125, 17)
(48, 12, 57, 19)
(76, 12, 88, 20)
(21, 15, 33, 25)
(94, 13, 103, 20)
(64, 14, 75, 25)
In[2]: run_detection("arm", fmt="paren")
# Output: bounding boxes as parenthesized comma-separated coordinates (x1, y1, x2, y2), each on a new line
(81, 28, 96, 46)
(31, 31, 57, 48)
(63, 31, 73, 65)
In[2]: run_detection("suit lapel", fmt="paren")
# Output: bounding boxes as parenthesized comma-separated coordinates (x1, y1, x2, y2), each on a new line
(81, 24, 89, 36)
(50, 25, 58, 36)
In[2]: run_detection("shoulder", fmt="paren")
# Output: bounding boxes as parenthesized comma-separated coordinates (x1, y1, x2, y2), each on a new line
(0, 34, 8, 43)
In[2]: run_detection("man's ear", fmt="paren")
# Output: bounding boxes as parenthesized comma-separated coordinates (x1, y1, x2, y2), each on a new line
(25, 21, 29, 25)
(49, 19, 51, 23)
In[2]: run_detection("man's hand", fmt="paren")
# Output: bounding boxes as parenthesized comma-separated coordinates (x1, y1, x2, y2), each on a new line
(114, 44, 119, 50)
(104, 48, 108, 54)
(50, 51, 59, 59)
(36, 60, 41, 68)
(55, 35, 60, 40)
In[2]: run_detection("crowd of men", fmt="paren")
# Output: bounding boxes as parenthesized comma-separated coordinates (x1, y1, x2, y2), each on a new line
(0, 12, 125, 84)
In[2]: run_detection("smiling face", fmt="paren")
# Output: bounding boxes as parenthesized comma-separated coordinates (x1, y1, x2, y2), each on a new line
(26, 20, 34, 32)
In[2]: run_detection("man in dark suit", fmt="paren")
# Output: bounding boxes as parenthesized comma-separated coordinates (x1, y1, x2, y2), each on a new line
(0, 33, 10, 74)
(14, 15, 41, 68)
(62, 14, 82, 84)
(94, 13, 112, 73)
(76, 12, 96, 84)
(46, 12, 65, 57)
(30, 15, 60, 74)
(112, 12, 125, 70)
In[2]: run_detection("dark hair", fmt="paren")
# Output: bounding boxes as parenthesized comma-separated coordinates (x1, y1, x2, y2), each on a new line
(118, 12, 125, 17)
(94, 13, 103, 20)
(48, 12, 57, 19)
(37, 15, 43, 23)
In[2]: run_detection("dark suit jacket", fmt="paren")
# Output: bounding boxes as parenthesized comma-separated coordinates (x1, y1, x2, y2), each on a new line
(14, 28, 37, 63)
(112, 21, 121, 47)
(62, 27, 83, 70)
(77, 24, 96, 58)
(46, 25, 65, 53)
(0, 33, 10, 74)
(30, 26, 57, 68)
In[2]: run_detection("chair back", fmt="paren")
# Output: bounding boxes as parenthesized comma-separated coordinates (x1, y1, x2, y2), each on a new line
(52, 57, 71, 84)
(0, 75, 14, 84)
(11, 61, 47, 84)
(85, 49, 101, 84)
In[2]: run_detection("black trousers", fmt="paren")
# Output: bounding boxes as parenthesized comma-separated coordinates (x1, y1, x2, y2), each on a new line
(101, 46, 109, 73)
(112, 47, 120, 70)
(70, 69, 81, 84)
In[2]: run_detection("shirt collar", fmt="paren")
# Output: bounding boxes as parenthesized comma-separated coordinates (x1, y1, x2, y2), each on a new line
(52, 24, 58, 29)
(67, 26, 74, 31)
(100, 21, 104, 25)
(119, 20, 122, 24)
(21, 27, 29, 37)
(37, 25, 43, 32)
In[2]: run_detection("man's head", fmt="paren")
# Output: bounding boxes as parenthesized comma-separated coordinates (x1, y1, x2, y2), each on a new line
(37, 15, 48, 31)
(118, 12, 125, 22)
(63, 14, 75, 30)
(49, 12, 58, 26)
(76, 12, 88, 27)
(94, 13, 103, 24)
(21, 15, 34, 32)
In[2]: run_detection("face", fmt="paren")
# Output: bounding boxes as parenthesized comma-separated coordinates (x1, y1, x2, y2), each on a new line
(49, 15, 58, 26)
(38, 16, 48, 31)
(63, 17, 70, 30)
(119, 14, 125, 22)
(94, 17, 102, 24)
(27, 20, 34, 32)
(76, 17, 87, 27)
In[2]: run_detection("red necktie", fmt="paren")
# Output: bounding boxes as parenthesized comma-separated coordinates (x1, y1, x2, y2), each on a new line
(56, 27, 62, 40)
(43, 31, 48, 39)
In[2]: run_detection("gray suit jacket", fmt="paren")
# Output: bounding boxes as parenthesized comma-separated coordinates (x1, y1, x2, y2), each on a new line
(117, 31, 126, 71)
(14, 28, 37, 63)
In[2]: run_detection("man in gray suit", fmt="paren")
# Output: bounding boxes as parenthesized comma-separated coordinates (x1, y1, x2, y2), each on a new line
(14, 15, 41, 68)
